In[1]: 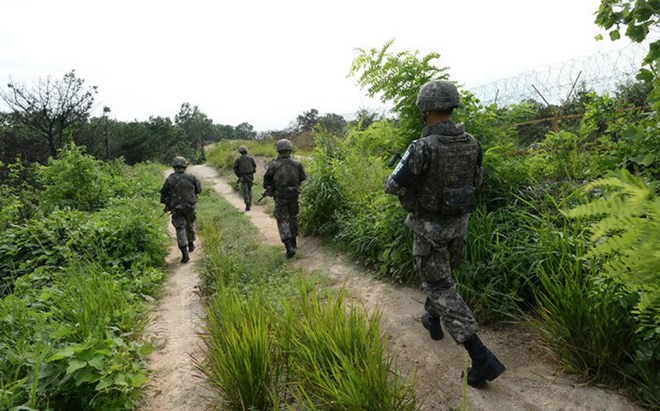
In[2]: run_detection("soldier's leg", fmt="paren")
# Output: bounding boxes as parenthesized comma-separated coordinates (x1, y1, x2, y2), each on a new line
(414, 235, 478, 344)
(246, 180, 253, 206)
(417, 235, 505, 386)
(172, 212, 190, 263)
(274, 200, 292, 241)
(274, 200, 296, 258)
(289, 199, 300, 247)
(186, 210, 197, 252)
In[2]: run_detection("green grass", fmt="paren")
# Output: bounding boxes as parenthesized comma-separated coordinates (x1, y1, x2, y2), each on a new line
(194, 186, 417, 410)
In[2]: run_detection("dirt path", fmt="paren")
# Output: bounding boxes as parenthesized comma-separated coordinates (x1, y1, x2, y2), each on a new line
(139, 173, 211, 411)
(142, 164, 642, 411)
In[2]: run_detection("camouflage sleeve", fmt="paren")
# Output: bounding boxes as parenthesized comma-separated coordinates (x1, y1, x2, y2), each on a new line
(406, 140, 430, 175)
(384, 175, 407, 196)
(251, 157, 257, 173)
(386, 140, 426, 189)
(263, 162, 275, 191)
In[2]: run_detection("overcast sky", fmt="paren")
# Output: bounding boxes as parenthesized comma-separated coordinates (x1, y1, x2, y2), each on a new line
(0, 0, 637, 131)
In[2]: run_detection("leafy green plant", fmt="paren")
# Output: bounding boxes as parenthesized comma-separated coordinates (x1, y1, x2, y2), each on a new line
(531, 264, 636, 380)
(349, 39, 447, 144)
(565, 169, 659, 406)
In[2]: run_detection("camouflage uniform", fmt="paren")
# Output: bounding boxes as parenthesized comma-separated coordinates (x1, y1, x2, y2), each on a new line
(160, 160, 202, 261)
(263, 140, 306, 257)
(385, 120, 483, 344)
(385, 80, 505, 388)
(233, 148, 257, 210)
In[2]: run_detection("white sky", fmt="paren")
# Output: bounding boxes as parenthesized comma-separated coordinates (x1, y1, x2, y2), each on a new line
(0, 0, 636, 131)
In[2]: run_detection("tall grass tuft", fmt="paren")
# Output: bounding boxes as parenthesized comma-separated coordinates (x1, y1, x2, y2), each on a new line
(196, 187, 417, 410)
(287, 282, 416, 410)
(200, 288, 283, 410)
(531, 263, 636, 381)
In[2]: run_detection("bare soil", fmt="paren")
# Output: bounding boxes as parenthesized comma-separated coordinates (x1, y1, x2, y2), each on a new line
(139, 163, 643, 411)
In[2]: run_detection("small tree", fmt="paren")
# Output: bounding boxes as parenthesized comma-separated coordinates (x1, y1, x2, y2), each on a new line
(296, 108, 319, 132)
(174, 102, 214, 161)
(0, 70, 97, 158)
(349, 39, 448, 145)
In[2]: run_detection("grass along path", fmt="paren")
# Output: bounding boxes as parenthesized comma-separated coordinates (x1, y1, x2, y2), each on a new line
(140, 163, 641, 410)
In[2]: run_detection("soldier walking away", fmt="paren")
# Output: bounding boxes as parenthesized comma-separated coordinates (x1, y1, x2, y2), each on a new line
(233, 145, 257, 211)
(384, 80, 506, 388)
(263, 139, 307, 258)
(160, 156, 202, 263)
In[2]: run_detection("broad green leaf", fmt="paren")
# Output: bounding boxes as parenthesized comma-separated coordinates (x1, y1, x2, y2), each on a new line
(47, 346, 75, 361)
(66, 359, 87, 375)
(49, 324, 75, 339)
(128, 373, 149, 387)
(87, 355, 106, 370)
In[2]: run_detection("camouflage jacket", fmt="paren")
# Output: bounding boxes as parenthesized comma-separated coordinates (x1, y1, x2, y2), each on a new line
(160, 171, 202, 212)
(384, 121, 482, 242)
(233, 154, 257, 181)
(263, 153, 306, 199)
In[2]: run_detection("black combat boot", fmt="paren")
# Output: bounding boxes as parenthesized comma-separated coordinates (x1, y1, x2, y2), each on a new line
(245, 203, 251, 211)
(462, 334, 506, 388)
(188, 242, 195, 252)
(180, 246, 190, 263)
(421, 313, 444, 340)
(284, 239, 296, 258)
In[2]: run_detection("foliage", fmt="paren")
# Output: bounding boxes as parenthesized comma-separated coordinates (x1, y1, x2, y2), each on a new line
(38, 144, 131, 213)
(195, 188, 416, 410)
(205, 139, 277, 175)
(0, 155, 167, 409)
(565, 170, 659, 406)
(175, 102, 215, 163)
(0, 70, 97, 157)
(349, 39, 448, 146)
(287, 284, 415, 410)
(532, 265, 637, 381)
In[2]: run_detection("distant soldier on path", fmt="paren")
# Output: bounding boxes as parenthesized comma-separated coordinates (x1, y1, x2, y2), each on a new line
(160, 156, 202, 263)
(233, 145, 257, 211)
(384, 80, 506, 388)
(263, 139, 307, 258)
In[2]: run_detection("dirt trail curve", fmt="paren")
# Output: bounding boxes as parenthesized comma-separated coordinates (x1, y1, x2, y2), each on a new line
(140, 164, 642, 411)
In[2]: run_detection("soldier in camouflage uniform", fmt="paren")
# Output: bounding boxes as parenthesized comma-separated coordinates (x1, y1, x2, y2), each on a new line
(263, 139, 307, 258)
(233, 145, 257, 211)
(160, 156, 202, 263)
(384, 80, 506, 388)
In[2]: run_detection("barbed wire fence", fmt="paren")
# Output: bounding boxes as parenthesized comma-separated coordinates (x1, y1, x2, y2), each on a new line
(467, 42, 649, 108)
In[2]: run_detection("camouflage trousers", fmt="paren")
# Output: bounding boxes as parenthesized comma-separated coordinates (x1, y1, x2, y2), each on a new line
(273, 197, 299, 241)
(171, 208, 196, 249)
(413, 232, 478, 343)
(239, 179, 253, 206)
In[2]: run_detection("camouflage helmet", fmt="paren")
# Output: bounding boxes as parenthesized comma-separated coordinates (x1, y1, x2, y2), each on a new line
(276, 139, 293, 152)
(415, 80, 460, 112)
(238, 145, 248, 154)
(171, 156, 188, 168)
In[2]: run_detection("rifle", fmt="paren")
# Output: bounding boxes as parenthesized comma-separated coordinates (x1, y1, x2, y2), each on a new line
(256, 191, 269, 203)
(387, 152, 402, 167)
(160, 205, 170, 217)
